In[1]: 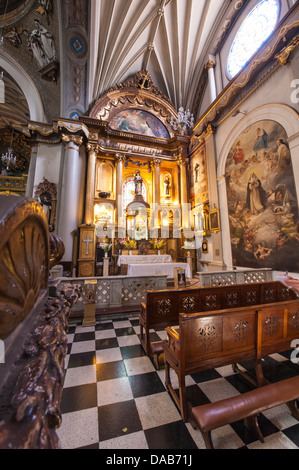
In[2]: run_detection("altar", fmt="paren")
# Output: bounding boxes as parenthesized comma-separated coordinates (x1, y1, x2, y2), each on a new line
(127, 262, 192, 279)
(117, 254, 172, 266)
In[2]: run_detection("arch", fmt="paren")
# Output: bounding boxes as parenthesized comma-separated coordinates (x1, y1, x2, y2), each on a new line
(0, 51, 45, 123)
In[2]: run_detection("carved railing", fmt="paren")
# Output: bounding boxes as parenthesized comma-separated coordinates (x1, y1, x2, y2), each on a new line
(59, 274, 168, 312)
(196, 268, 273, 287)
(0, 195, 80, 449)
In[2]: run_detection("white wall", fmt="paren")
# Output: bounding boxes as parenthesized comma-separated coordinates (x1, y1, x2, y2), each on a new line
(33, 143, 63, 195)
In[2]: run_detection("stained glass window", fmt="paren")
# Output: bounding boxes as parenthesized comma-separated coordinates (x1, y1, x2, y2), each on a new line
(227, 0, 279, 79)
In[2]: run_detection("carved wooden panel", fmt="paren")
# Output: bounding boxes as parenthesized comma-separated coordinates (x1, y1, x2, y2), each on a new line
(0, 283, 82, 449)
(223, 313, 255, 351)
(178, 291, 201, 313)
(263, 287, 277, 304)
(261, 306, 284, 344)
(241, 284, 260, 305)
(0, 196, 49, 340)
(287, 306, 299, 337)
(151, 291, 177, 324)
(185, 317, 222, 361)
(202, 293, 218, 311)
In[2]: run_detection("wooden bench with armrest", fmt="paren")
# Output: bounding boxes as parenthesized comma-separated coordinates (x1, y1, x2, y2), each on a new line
(162, 298, 299, 422)
(139, 281, 296, 369)
(189, 375, 299, 449)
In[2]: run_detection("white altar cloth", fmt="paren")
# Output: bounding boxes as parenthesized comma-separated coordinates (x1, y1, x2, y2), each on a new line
(127, 262, 192, 278)
(117, 254, 172, 266)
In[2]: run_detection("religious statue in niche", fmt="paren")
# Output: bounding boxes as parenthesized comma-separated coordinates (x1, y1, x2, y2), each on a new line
(134, 170, 143, 196)
(163, 174, 172, 199)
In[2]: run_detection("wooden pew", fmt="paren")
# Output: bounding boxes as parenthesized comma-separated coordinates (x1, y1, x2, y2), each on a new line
(162, 298, 299, 422)
(139, 281, 296, 368)
(190, 375, 299, 449)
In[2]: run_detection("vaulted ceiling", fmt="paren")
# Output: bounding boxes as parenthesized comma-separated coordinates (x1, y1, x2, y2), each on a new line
(0, 0, 247, 131)
(89, 0, 229, 110)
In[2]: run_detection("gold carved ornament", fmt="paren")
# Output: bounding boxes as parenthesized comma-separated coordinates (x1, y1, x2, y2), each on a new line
(0, 196, 50, 340)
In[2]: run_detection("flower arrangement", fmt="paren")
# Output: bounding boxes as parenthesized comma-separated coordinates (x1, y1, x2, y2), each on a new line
(151, 238, 166, 250)
(119, 238, 137, 251)
(100, 242, 112, 253)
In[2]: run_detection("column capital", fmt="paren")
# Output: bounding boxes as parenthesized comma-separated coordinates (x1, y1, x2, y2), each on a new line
(115, 153, 126, 164)
(153, 158, 162, 168)
(205, 59, 216, 70)
(178, 156, 189, 167)
(86, 142, 99, 154)
(62, 134, 83, 146)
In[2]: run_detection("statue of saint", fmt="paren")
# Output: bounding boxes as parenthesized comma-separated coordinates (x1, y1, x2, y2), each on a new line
(33, 19, 57, 64)
(164, 175, 171, 198)
(134, 170, 143, 196)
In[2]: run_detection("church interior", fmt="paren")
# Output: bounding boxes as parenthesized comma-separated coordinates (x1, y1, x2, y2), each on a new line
(0, 0, 299, 451)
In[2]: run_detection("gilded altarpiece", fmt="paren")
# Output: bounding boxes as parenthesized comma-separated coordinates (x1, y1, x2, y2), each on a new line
(79, 71, 190, 275)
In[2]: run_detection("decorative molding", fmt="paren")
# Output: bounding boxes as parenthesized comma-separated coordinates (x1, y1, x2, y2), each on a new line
(275, 34, 299, 65)
(0, 196, 49, 340)
(62, 134, 83, 146)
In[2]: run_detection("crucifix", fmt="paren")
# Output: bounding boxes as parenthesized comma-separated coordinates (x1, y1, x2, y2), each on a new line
(83, 234, 93, 255)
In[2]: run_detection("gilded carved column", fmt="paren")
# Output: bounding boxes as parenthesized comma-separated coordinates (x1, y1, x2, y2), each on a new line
(57, 134, 83, 262)
(178, 157, 189, 228)
(115, 154, 125, 236)
(153, 158, 162, 231)
(153, 158, 162, 204)
(85, 143, 98, 225)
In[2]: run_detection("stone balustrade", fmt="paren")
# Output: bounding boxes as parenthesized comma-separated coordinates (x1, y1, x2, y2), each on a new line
(58, 274, 168, 311)
(196, 268, 272, 287)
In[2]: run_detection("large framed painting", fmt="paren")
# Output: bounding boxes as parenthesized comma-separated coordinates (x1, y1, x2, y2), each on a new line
(109, 109, 170, 139)
(225, 120, 299, 271)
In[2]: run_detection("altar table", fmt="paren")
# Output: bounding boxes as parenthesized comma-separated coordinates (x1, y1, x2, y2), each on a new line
(127, 262, 192, 278)
(117, 254, 172, 266)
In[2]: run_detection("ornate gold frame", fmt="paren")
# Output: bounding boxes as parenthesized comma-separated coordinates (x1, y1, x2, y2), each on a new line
(209, 205, 220, 233)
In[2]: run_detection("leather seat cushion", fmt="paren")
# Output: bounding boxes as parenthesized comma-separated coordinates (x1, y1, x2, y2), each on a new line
(192, 375, 299, 432)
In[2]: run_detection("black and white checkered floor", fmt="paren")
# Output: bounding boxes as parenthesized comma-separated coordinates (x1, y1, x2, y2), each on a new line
(57, 315, 299, 450)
